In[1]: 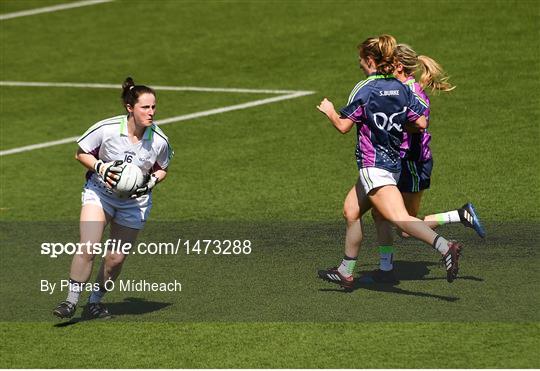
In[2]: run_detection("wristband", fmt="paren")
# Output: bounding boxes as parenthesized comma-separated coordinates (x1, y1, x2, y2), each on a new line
(94, 160, 104, 174)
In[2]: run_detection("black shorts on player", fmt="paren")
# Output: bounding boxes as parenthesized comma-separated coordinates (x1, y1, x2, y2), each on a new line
(397, 158, 433, 193)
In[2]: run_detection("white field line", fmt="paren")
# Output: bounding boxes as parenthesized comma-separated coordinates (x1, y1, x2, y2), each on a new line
(0, 82, 314, 156)
(0, 137, 80, 156)
(0, 0, 114, 21)
(156, 91, 312, 125)
(0, 81, 309, 95)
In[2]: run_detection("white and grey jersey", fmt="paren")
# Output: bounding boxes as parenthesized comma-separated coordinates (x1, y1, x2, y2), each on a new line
(77, 115, 173, 177)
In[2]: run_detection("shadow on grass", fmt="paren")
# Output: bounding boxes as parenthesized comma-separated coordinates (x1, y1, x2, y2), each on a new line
(392, 260, 484, 282)
(53, 297, 171, 327)
(318, 260, 484, 302)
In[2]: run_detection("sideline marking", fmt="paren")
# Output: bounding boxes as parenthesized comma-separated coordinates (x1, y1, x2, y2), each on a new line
(0, 0, 114, 21)
(0, 81, 315, 156)
(0, 81, 310, 95)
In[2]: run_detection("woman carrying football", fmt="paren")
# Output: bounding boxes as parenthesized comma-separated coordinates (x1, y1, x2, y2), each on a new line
(52, 77, 173, 319)
(316, 35, 462, 289)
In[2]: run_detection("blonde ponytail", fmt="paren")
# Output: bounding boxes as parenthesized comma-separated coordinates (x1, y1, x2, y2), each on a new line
(417, 55, 455, 92)
(377, 34, 397, 74)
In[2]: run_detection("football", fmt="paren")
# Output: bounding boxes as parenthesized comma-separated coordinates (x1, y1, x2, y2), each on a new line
(113, 162, 145, 198)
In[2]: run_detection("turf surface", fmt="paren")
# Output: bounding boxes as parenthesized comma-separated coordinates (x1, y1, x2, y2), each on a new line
(1, 0, 539, 368)
(2, 323, 538, 368)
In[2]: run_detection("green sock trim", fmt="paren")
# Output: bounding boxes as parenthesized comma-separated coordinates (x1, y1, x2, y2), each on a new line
(343, 259, 356, 275)
(435, 213, 446, 225)
(378, 245, 394, 254)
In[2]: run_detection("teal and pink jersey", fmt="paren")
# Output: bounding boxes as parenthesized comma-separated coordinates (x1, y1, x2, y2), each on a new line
(400, 77, 432, 162)
(339, 73, 428, 173)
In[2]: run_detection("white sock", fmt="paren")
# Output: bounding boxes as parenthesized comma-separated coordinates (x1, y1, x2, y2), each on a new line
(378, 246, 394, 271)
(433, 235, 450, 255)
(66, 279, 84, 305)
(434, 210, 461, 225)
(338, 256, 357, 278)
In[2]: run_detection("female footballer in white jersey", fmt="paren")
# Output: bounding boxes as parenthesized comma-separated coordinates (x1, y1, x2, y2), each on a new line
(53, 77, 173, 319)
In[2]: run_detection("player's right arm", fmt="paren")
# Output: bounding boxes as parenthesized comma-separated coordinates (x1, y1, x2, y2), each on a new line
(75, 147, 122, 188)
(75, 147, 99, 171)
(76, 119, 124, 187)
(317, 98, 355, 134)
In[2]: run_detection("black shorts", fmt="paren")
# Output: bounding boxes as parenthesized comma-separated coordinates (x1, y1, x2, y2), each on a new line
(397, 158, 433, 193)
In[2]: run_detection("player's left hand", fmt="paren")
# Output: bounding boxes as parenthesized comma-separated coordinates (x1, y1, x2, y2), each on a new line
(130, 174, 159, 199)
(404, 121, 425, 134)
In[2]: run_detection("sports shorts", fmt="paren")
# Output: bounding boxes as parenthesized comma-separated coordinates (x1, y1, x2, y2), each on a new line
(397, 158, 433, 193)
(358, 167, 400, 194)
(81, 175, 152, 230)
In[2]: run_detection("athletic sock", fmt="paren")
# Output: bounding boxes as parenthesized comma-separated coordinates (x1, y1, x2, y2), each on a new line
(66, 278, 84, 305)
(433, 210, 461, 225)
(432, 235, 450, 255)
(378, 245, 394, 271)
(88, 284, 108, 304)
(338, 255, 357, 278)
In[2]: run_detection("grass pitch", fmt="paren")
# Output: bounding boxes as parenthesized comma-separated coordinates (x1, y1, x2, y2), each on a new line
(1, 0, 539, 368)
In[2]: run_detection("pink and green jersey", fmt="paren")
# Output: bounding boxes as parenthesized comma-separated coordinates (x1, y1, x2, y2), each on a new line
(400, 77, 432, 162)
(339, 73, 428, 173)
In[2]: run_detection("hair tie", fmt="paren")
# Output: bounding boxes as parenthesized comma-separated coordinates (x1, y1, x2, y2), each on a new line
(129, 86, 134, 90)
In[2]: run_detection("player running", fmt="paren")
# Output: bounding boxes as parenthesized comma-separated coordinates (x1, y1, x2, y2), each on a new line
(367, 44, 485, 283)
(316, 35, 463, 289)
(52, 77, 173, 319)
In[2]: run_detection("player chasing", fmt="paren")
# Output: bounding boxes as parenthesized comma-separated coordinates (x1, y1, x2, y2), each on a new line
(363, 43, 485, 283)
(316, 35, 463, 289)
(52, 77, 173, 319)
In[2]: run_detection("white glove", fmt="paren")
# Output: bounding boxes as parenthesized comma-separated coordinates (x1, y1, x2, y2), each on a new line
(94, 160, 123, 187)
(131, 174, 159, 198)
